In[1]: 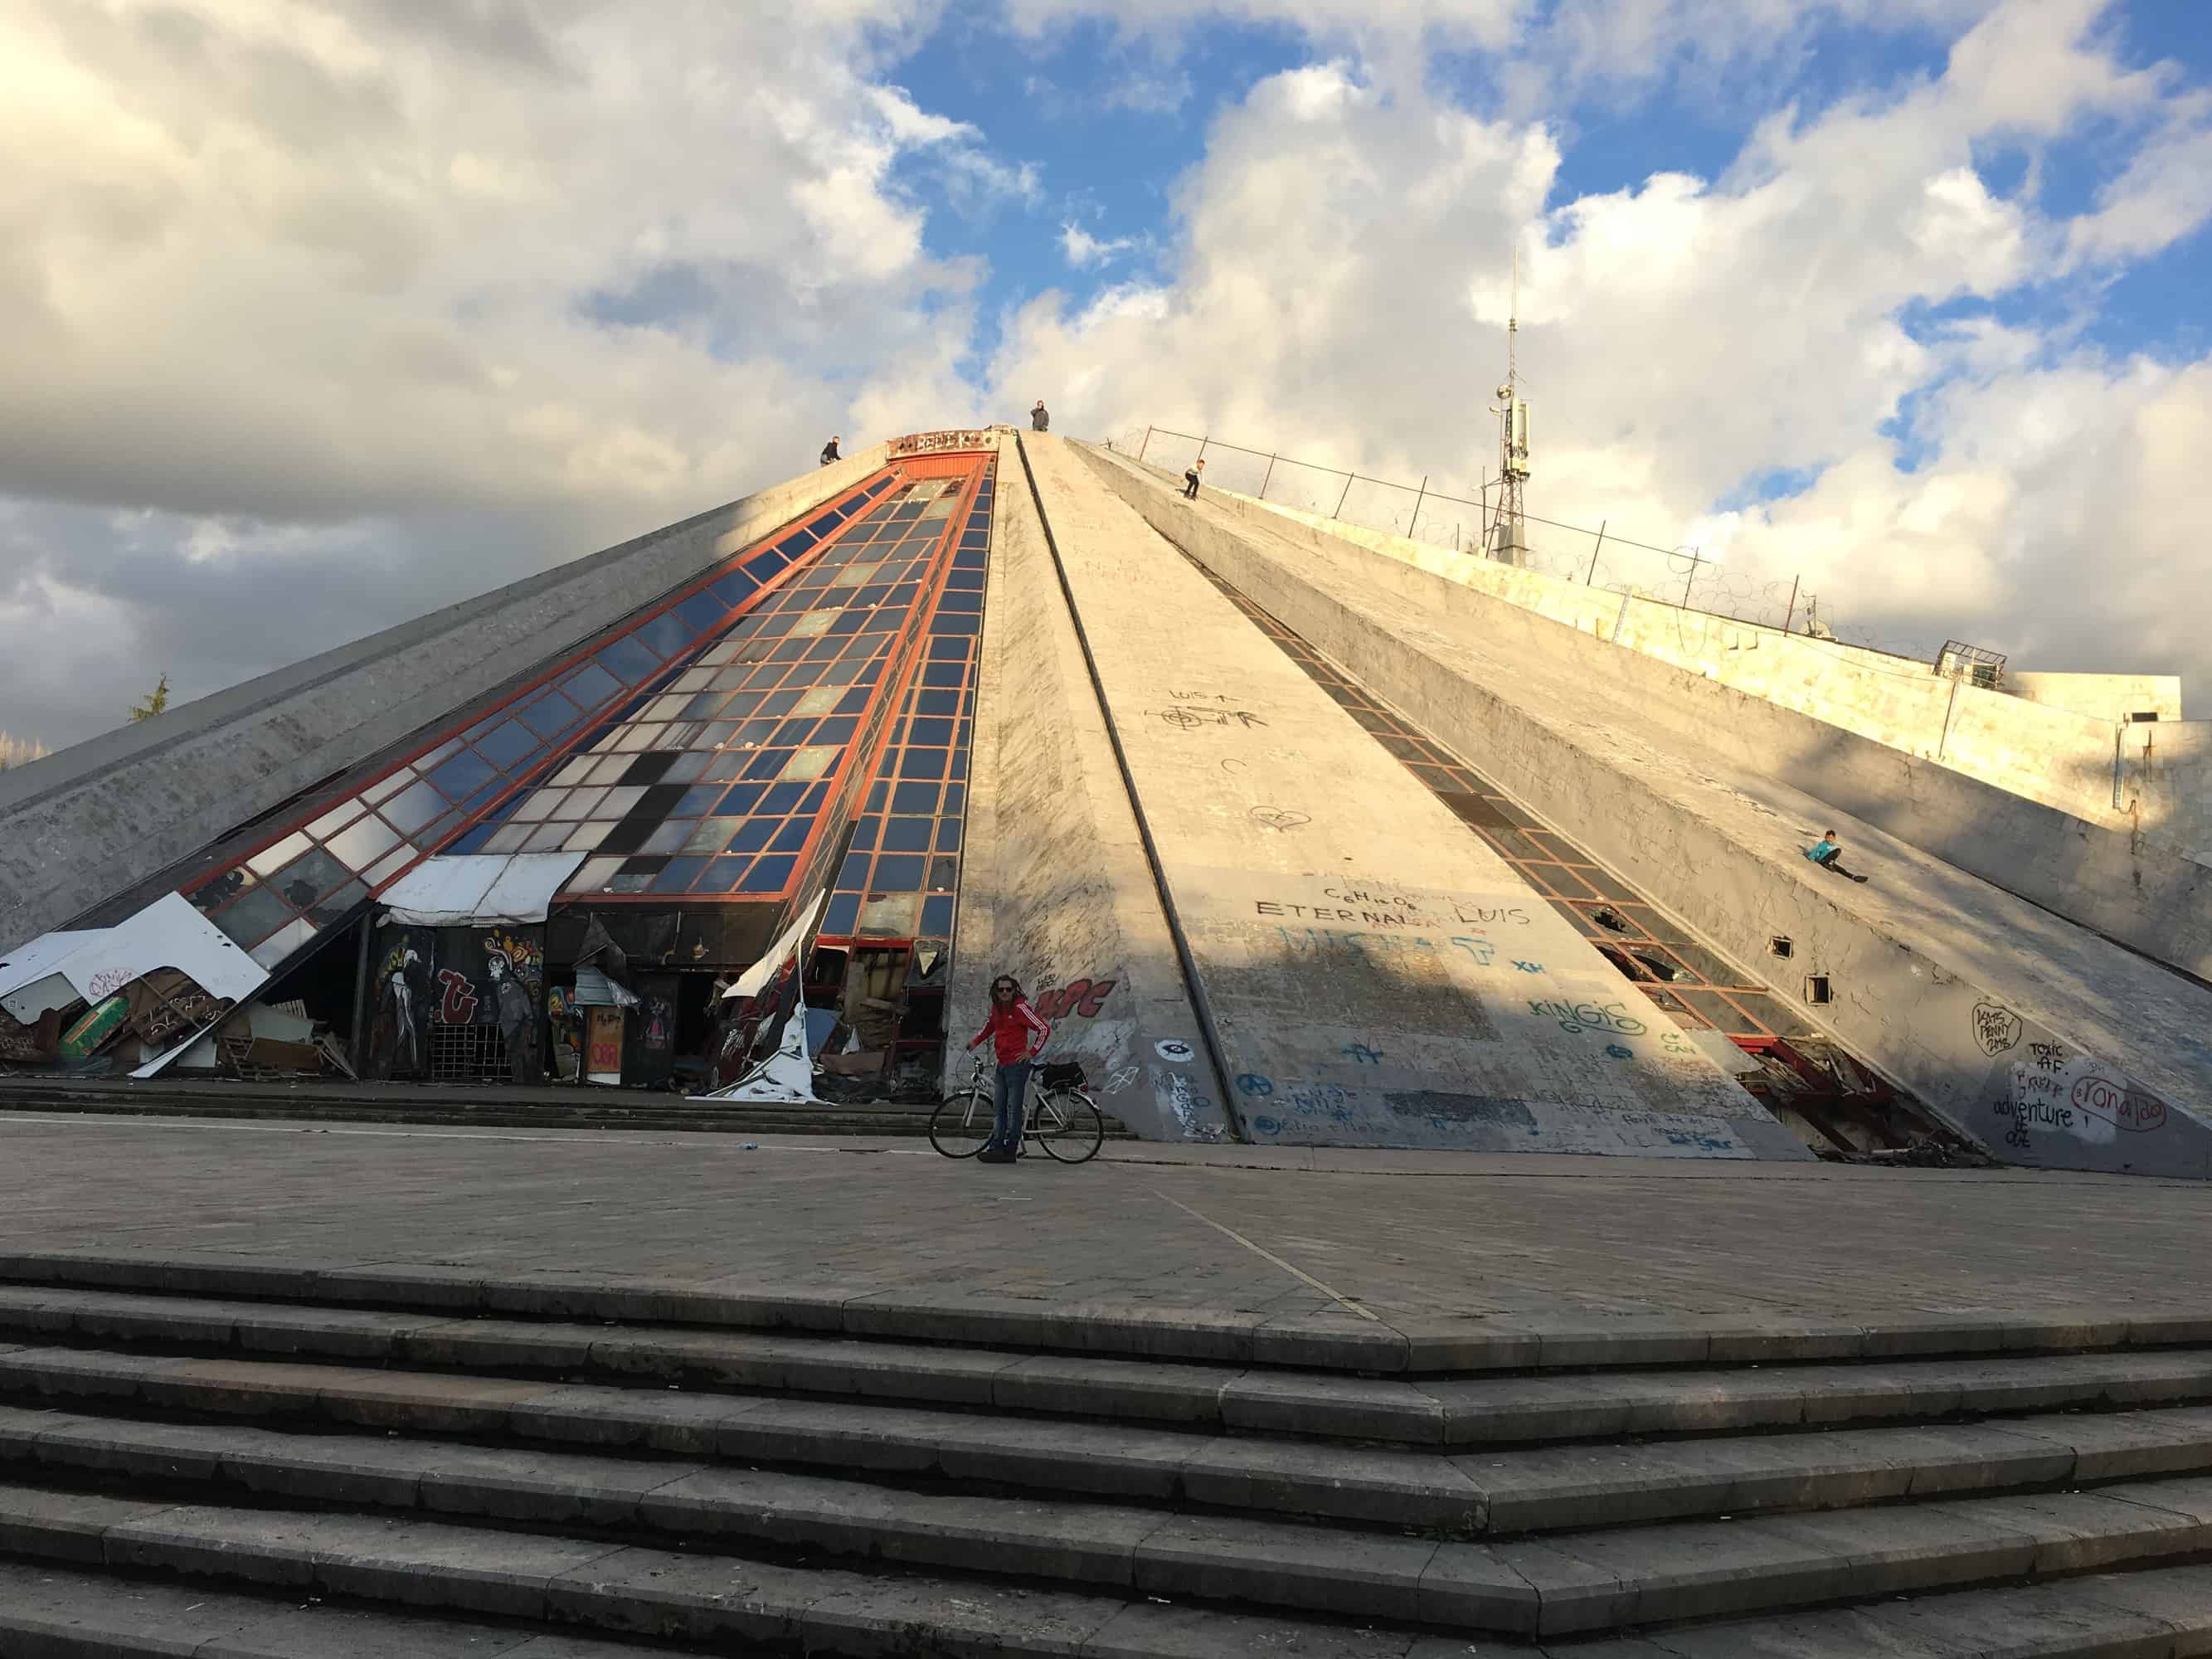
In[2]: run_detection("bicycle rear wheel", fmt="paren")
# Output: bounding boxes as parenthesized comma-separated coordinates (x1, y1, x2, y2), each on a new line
(929, 1087, 994, 1158)
(1036, 1090, 1106, 1163)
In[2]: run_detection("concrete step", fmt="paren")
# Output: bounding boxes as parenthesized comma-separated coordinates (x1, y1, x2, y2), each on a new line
(9, 1549, 2212, 1659)
(2, 1248, 2207, 1375)
(0, 1556, 677, 1657)
(10, 1349, 2212, 1535)
(6, 1448, 2212, 1641)
(5, 1284, 2212, 1449)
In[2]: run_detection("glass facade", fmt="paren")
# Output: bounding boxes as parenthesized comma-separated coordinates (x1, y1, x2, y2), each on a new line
(177, 456, 990, 972)
(820, 459, 994, 946)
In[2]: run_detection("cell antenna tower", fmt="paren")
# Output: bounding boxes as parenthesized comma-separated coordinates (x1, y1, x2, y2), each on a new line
(1488, 242, 1532, 566)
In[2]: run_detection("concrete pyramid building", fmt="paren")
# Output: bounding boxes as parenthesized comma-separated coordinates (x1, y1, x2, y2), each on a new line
(3, 427, 2208, 1175)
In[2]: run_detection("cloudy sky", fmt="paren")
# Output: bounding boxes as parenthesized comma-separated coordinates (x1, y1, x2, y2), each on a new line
(2, 0, 2207, 753)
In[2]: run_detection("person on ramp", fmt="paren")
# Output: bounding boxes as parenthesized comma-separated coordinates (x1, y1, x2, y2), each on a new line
(965, 975, 1051, 1163)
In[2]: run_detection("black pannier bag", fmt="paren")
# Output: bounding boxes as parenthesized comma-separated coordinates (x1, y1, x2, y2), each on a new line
(1038, 1060, 1087, 1090)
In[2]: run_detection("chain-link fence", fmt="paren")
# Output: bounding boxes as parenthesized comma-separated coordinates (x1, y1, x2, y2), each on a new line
(1106, 425, 1925, 660)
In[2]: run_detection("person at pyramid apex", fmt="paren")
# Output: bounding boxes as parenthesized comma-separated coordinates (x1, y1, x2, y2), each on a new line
(1030, 399, 1049, 432)
(819, 435, 840, 466)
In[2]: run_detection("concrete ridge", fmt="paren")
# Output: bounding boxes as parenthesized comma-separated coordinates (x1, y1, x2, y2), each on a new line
(1, 1248, 2207, 1375)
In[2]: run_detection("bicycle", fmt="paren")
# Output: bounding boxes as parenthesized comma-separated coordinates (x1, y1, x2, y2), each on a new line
(930, 1054, 1106, 1164)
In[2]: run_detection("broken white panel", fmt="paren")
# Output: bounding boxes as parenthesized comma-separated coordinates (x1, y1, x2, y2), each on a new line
(1, 895, 266, 1017)
(0, 931, 106, 1022)
(378, 852, 586, 927)
(690, 996, 820, 1104)
(724, 889, 829, 1000)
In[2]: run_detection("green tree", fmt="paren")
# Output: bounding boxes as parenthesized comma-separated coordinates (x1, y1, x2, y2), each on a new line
(129, 674, 171, 722)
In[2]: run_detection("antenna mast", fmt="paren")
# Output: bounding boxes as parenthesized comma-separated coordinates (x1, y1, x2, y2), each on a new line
(1489, 241, 1531, 565)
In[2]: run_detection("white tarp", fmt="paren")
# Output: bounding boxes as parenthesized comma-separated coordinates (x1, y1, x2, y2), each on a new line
(378, 853, 586, 927)
(723, 889, 829, 1000)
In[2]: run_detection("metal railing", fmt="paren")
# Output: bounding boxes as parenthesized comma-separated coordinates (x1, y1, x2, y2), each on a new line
(1110, 424, 1929, 661)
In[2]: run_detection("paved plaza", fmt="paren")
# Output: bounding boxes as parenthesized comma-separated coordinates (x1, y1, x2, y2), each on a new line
(2, 1112, 2205, 1326)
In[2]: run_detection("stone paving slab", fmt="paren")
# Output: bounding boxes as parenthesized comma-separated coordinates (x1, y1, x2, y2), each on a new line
(0, 1116, 2209, 1346)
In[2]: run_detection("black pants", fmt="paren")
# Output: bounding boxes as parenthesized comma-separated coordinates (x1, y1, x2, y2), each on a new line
(1183, 472, 1200, 499)
(1814, 848, 1865, 883)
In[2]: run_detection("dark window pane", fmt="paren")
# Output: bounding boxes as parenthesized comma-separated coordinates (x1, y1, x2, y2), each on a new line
(744, 549, 789, 581)
(695, 858, 748, 893)
(823, 893, 860, 935)
(929, 611, 979, 636)
(512, 687, 581, 737)
(622, 752, 678, 786)
(727, 818, 777, 853)
(741, 748, 793, 781)
(921, 895, 955, 935)
(838, 851, 871, 886)
(210, 883, 293, 946)
(847, 815, 878, 851)
(674, 785, 724, 816)
(596, 819, 654, 856)
(474, 720, 538, 771)
(595, 637, 658, 684)
(936, 816, 963, 852)
(740, 855, 795, 893)
(922, 663, 964, 688)
(927, 856, 957, 892)
(870, 854, 925, 890)
(898, 748, 947, 780)
(382, 778, 448, 834)
(770, 819, 810, 853)
(676, 592, 724, 634)
(428, 750, 499, 800)
(710, 571, 759, 609)
(798, 781, 829, 814)
(270, 847, 350, 907)
(715, 781, 766, 815)
(908, 718, 953, 747)
(775, 529, 817, 558)
(941, 783, 965, 815)
(882, 817, 931, 852)
(560, 661, 621, 708)
(445, 823, 498, 856)
(652, 858, 709, 893)
(630, 612, 686, 659)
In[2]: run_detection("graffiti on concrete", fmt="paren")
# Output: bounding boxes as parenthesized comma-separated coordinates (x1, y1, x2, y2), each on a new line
(890, 430, 989, 455)
(1033, 977, 1117, 1019)
(1341, 1043, 1386, 1065)
(1155, 1038, 1195, 1063)
(1993, 1050, 2173, 1151)
(1512, 960, 1544, 974)
(1248, 806, 1311, 833)
(1972, 1001, 2022, 1056)
(1529, 998, 1650, 1037)
(1150, 706, 1267, 732)
(1236, 1073, 1275, 1096)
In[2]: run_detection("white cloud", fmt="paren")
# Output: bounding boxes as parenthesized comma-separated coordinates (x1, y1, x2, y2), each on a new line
(1060, 221, 1137, 267)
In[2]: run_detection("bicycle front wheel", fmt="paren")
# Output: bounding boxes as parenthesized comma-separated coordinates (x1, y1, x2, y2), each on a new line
(929, 1087, 994, 1158)
(1036, 1090, 1106, 1163)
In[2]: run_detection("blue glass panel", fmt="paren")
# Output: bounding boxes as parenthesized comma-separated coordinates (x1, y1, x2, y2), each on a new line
(814, 503, 848, 526)
(941, 784, 965, 815)
(771, 719, 816, 747)
(428, 749, 498, 800)
(949, 749, 967, 781)
(709, 571, 759, 609)
(928, 635, 967, 658)
(881, 817, 931, 852)
(716, 781, 766, 815)
(637, 611, 693, 659)
(673, 785, 724, 816)
(798, 782, 830, 813)
(892, 781, 939, 814)
(908, 718, 953, 747)
(511, 687, 580, 737)
(959, 532, 989, 549)
(594, 637, 658, 684)
(757, 781, 805, 815)
(475, 720, 539, 771)
(837, 851, 871, 886)
(727, 819, 777, 853)
(916, 689, 960, 716)
(744, 549, 789, 581)
(740, 855, 795, 893)
(921, 895, 955, 935)
(741, 748, 792, 781)
(445, 823, 498, 856)
(869, 854, 924, 891)
(770, 820, 810, 854)
(936, 816, 963, 852)
(694, 858, 748, 893)
(676, 592, 724, 634)
(937, 590, 982, 612)
(775, 530, 817, 558)
(822, 893, 860, 935)
(812, 716, 858, 747)
(867, 781, 888, 812)
(653, 858, 710, 893)
(560, 661, 621, 709)
(847, 815, 878, 850)
(929, 611, 979, 636)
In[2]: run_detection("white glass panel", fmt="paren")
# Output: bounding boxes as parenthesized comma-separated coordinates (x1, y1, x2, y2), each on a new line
(305, 801, 362, 839)
(586, 754, 631, 785)
(362, 769, 414, 805)
(246, 832, 313, 878)
(571, 855, 625, 890)
(673, 668, 717, 692)
(647, 694, 688, 720)
(596, 786, 646, 818)
(551, 755, 596, 787)
(483, 823, 533, 854)
(564, 786, 609, 819)
(612, 725, 655, 753)
(642, 820, 692, 854)
(564, 821, 612, 851)
(363, 845, 416, 887)
(523, 822, 572, 852)
(325, 815, 401, 869)
(508, 789, 562, 824)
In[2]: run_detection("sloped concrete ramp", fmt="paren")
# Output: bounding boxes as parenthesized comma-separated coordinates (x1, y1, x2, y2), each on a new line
(1018, 435, 1808, 1159)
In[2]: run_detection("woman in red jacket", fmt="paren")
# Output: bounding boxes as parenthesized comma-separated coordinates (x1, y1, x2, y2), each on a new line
(966, 975, 1052, 1163)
